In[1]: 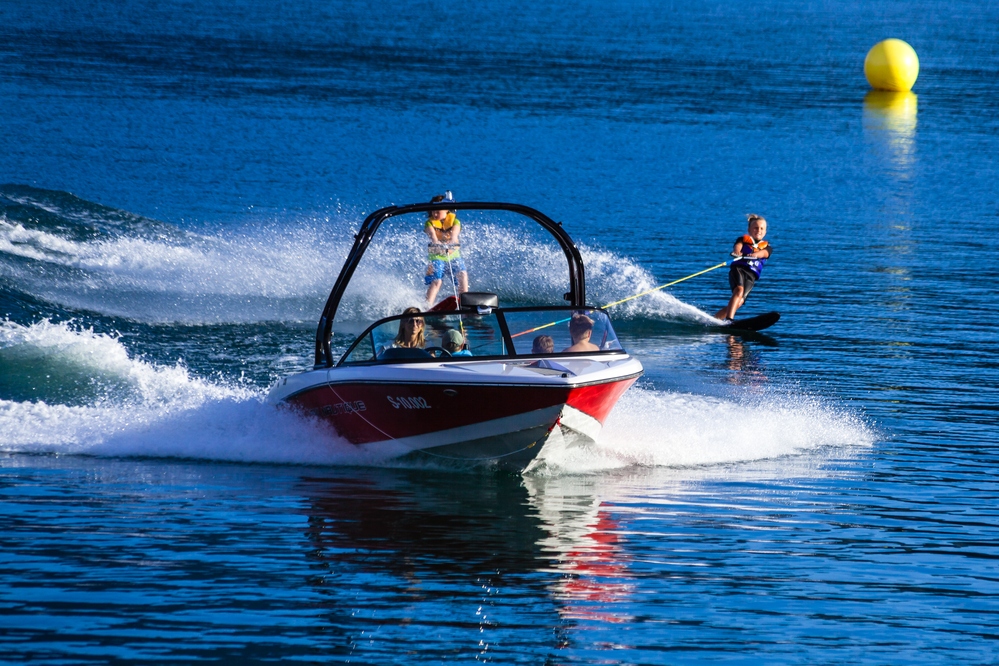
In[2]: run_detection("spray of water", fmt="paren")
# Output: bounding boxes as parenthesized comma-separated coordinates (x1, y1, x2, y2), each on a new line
(1, 189, 871, 472)
(0, 320, 874, 471)
(2, 188, 715, 325)
(0, 319, 377, 465)
(528, 386, 875, 475)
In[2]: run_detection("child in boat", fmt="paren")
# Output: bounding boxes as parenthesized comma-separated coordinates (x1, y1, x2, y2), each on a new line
(532, 335, 554, 354)
(424, 192, 469, 305)
(442, 329, 472, 356)
(715, 214, 773, 322)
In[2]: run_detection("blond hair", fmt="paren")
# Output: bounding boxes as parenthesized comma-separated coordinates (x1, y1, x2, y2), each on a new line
(428, 194, 445, 219)
(394, 306, 425, 348)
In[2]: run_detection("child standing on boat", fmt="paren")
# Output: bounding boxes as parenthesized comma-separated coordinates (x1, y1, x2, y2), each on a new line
(424, 192, 469, 305)
(715, 214, 773, 322)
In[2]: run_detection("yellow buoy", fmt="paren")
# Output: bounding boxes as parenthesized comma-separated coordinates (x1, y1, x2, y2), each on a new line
(865, 39, 919, 92)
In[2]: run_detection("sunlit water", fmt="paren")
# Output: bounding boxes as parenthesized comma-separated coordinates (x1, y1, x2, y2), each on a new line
(2, 0, 998, 662)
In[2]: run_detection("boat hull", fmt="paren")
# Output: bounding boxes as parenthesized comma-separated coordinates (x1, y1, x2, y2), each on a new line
(270, 356, 642, 470)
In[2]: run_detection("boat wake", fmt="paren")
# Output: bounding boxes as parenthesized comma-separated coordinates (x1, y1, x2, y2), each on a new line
(529, 386, 875, 475)
(0, 318, 375, 465)
(1, 185, 715, 326)
(0, 185, 343, 324)
(1, 319, 873, 471)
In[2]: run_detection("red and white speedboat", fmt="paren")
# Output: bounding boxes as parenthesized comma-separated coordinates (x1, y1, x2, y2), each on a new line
(268, 201, 643, 470)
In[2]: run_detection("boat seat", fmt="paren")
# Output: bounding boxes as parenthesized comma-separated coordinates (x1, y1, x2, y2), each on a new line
(378, 347, 432, 361)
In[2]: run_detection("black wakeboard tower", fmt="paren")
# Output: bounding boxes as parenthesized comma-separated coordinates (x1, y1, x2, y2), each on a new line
(314, 201, 587, 368)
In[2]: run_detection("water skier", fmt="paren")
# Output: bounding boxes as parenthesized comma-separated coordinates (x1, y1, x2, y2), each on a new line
(424, 191, 469, 305)
(715, 214, 773, 322)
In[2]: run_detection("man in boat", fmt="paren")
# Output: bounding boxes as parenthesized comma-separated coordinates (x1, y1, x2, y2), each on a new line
(715, 214, 773, 322)
(424, 191, 469, 305)
(563, 314, 600, 352)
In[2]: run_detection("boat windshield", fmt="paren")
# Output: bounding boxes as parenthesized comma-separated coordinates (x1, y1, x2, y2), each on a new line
(504, 308, 623, 355)
(340, 311, 507, 364)
(339, 307, 622, 365)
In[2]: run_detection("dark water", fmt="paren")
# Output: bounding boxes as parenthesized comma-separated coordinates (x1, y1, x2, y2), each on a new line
(2, 0, 999, 662)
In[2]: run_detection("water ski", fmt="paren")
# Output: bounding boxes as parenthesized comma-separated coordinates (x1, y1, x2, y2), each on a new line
(719, 311, 780, 332)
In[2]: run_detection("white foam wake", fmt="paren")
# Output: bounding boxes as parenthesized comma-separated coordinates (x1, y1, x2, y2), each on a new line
(0, 397, 376, 465)
(0, 320, 374, 465)
(2, 204, 717, 325)
(1, 321, 867, 471)
(530, 386, 875, 474)
(0, 215, 350, 323)
(579, 244, 717, 323)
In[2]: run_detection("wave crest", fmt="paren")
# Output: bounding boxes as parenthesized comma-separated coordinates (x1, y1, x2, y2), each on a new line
(2, 186, 717, 325)
(530, 386, 875, 474)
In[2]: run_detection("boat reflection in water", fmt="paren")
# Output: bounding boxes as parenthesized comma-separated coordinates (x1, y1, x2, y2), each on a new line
(299, 469, 562, 658)
(297, 468, 637, 654)
(300, 469, 549, 578)
(524, 476, 634, 625)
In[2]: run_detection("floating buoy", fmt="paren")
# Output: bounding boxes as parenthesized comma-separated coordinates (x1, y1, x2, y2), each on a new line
(864, 39, 919, 92)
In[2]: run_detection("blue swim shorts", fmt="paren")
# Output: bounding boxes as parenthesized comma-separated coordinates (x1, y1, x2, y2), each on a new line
(425, 257, 467, 285)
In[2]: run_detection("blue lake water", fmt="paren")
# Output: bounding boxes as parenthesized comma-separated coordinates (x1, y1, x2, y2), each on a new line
(2, 0, 998, 662)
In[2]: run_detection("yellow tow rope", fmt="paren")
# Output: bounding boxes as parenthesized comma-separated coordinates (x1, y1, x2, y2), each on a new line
(510, 259, 733, 339)
(600, 260, 731, 309)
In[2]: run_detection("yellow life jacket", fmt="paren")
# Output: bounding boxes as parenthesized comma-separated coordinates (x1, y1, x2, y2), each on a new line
(426, 212, 460, 242)
(426, 212, 462, 260)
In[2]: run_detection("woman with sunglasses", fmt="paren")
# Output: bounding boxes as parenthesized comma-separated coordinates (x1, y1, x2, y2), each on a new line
(392, 306, 426, 349)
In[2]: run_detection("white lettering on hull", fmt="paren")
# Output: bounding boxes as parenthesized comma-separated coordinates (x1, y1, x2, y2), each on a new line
(387, 396, 432, 410)
(311, 401, 366, 417)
